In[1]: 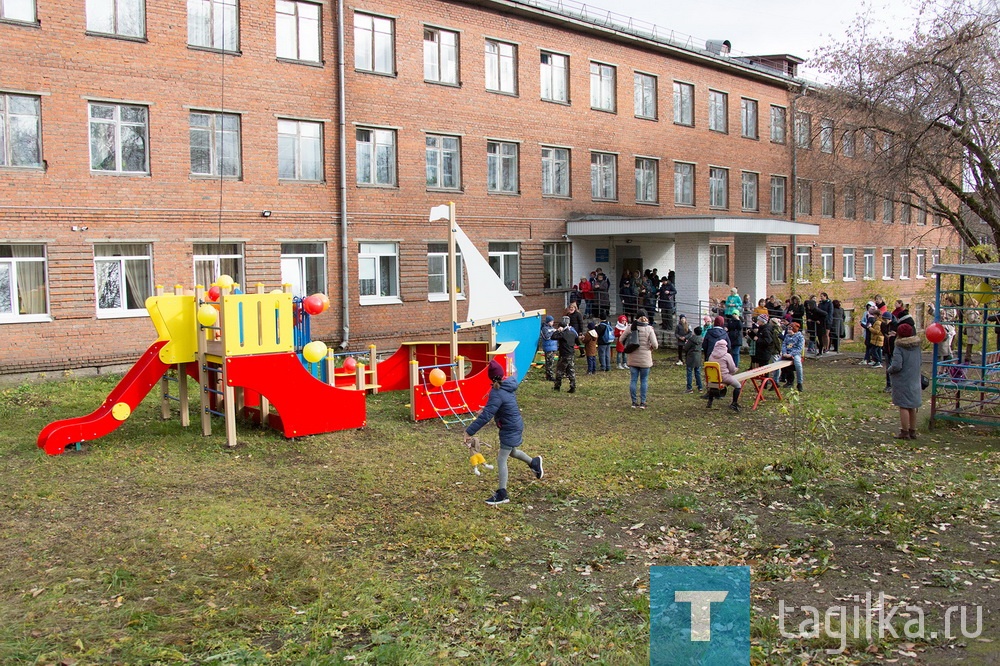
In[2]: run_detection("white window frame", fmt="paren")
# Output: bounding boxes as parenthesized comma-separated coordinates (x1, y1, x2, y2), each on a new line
(708, 166, 728, 209)
(276, 0, 321, 63)
(916, 249, 926, 278)
(673, 81, 693, 126)
(769, 246, 786, 284)
(188, 0, 238, 51)
(708, 90, 727, 133)
(1, 0, 36, 22)
(882, 248, 894, 280)
(425, 133, 461, 191)
(590, 151, 617, 201)
(94, 243, 153, 318)
(0, 244, 49, 322)
(819, 118, 834, 153)
(278, 118, 323, 181)
(541, 145, 570, 197)
(354, 12, 394, 75)
(633, 72, 657, 120)
(741, 171, 758, 211)
(543, 242, 571, 290)
(89, 102, 149, 174)
(1, 93, 42, 168)
(358, 241, 399, 304)
(770, 105, 786, 143)
(540, 51, 569, 103)
(190, 111, 241, 177)
(740, 98, 757, 139)
(590, 61, 616, 112)
(820, 246, 834, 282)
(900, 248, 910, 279)
(770, 175, 786, 214)
(842, 248, 856, 281)
(485, 39, 517, 94)
(355, 126, 396, 186)
(87, 0, 145, 38)
(487, 140, 518, 194)
(280, 242, 326, 298)
(674, 162, 694, 206)
(863, 248, 875, 280)
(193, 242, 244, 289)
(709, 244, 728, 285)
(423, 26, 458, 85)
(931, 249, 941, 265)
(795, 246, 812, 283)
(635, 156, 657, 204)
(488, 241, 520, 293)
(426, 242, 463, 301)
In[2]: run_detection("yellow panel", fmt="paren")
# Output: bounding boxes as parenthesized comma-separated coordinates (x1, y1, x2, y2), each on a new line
(223, 293, 294, 356)
(146, 294, 198, 364)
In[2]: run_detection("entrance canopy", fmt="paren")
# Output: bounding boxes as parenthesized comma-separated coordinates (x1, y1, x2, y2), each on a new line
(565, 215, 820, 239)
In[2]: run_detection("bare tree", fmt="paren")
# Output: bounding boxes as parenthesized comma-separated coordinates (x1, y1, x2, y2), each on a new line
(806, 0, 1000, 261)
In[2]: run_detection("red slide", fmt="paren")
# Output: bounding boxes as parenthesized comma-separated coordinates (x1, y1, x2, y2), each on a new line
(224, 352, 366, 437)
(37, 341, 171, 456)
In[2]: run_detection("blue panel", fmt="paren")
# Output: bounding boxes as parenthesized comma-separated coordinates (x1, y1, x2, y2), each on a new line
(496, 314, 542, 384)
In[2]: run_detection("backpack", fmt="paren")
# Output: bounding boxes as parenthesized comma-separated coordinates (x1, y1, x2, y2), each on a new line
(623, 327, 641, 354)
(600, 322, 614, 344)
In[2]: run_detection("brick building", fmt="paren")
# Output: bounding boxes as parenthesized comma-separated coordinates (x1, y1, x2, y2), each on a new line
(1, 0, 958, 376)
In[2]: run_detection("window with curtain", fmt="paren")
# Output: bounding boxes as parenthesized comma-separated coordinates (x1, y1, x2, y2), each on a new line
(426, 242, 463, 300)
(358, 242, 398, 302)
(488, 242, 519, 292)
(193, 242, 243, 288)
(188, 0, 238, 51)
(94, 243, 152, 316)
(0, 244, 47, 321)
(280, 242, 325, 297)
(87, 0, 145, 37)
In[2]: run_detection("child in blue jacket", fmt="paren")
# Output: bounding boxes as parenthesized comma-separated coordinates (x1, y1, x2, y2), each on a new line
(465, 360, 544, 505)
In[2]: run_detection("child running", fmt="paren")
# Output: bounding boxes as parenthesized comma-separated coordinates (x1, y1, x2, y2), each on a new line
(464, 359, 543, 506)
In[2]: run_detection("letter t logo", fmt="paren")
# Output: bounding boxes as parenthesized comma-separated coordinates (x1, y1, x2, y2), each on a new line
(675, 591, 729, 641)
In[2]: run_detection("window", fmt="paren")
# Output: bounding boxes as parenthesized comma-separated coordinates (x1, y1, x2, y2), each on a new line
(1, 0, 35, 21)
(590, 62, 616, 112)
(590, 152, 617, 200)
(673, 81, 693, 125)
(740, 98, 757, 139)
(635, 157, 657, 203)
(488, 242, 519, 292)
(89, 103, 149, 174)
(276, 0, 320, 62)
(819, 118, 833, 153)
(863, 130, 875, 158)
(540, 51, 569, 103)
(900, 195, 911, 224)
(933, 213, 942, 226)
(931, 249, 941, 265)
(882, 195, 894, 224)
(708, 167, 728, 208)
(770, 105, 786, 143)
(634, 72, 657, 119)
(842, 127, 855, 157)
(543, 242, 571, 290)
(541, 146, 570, 197)
(916, 249, 926, 278)
(0, 244, 47, 321)
(741, 171, 758, 211)
(354, 12, 393, 74)
(426, 242, 463, 299)
(842, 247, 855, 281)
(917, 200, 927, 225)
(900, 248, 910, 279)
(796, 179, 812, 216)
(770, 246, 786, 283)
(795, 246, 811, 283)
(358, 241, 398, 302)
(820, 246, 834, 281)
(674, 162, 694, 205)
(190, 111, 241, 177)
(188, 0, 237, 51)
(485, 40, 517, 94)
(487, 140, 518, 193)
(882, 248, 894, 279)
(425, 134, 460, 190)
(770, 175, 786, 214)
(863, 248, 875, 279)
(280, 242, 325, 298)
(708, 90, 727, 132)
(423, 27, 458, 84)
(278, 119, 323, 181)
(87, 0, 144, 37)
(94, 243, 152, 316)
(843, 187, 856, 220)
(0, 93, 42, 168)
(193, 242, 243, 288)
(864, 193, 876, 221)
(821, 182, 835, 217)
(709, 245, 728, 284)
(355, 127, 395, 186)
(794, 112, 811, 149)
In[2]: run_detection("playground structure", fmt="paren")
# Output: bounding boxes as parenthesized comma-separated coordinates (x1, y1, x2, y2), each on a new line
(38, 204, 543, 455)
(927, 263, 1000, 429)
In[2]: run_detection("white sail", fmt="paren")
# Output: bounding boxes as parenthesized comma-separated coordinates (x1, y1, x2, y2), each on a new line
(453, 224, 525, 323)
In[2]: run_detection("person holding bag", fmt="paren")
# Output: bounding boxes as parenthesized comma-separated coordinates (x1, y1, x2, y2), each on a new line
(621, 310, 659, 409)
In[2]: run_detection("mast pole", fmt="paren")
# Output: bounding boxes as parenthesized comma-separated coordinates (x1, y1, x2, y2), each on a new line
(447, 202, 459, 365)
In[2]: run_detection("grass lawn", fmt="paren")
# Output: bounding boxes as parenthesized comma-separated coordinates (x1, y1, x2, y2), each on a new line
(1, 346, 997, 665)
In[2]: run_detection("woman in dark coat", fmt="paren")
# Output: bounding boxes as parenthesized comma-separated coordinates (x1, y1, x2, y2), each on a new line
(887, 323, 922, 440)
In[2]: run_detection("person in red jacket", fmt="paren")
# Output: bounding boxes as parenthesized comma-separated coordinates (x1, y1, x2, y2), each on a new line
(577, 277, 594, 316)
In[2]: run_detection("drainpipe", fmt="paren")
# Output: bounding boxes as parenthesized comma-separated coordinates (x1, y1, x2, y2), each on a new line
(337, 0, 350, 348)
(789, 82, 808, 297)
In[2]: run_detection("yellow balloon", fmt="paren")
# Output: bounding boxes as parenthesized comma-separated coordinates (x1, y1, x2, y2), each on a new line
(216, 274, 235, 289)
(197, 303, 218, 327)
(972, 282, 993, 304)
(302, 340, 328, 364)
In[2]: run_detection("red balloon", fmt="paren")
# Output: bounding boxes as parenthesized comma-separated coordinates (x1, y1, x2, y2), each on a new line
(925, 322, 946, 344)
(343, 356, 357, 372)
(302, 295, 324, 315)
(206, 285, 221, 302)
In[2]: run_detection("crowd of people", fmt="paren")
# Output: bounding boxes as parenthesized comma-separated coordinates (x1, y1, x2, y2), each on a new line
(569, 268, 678, 330)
